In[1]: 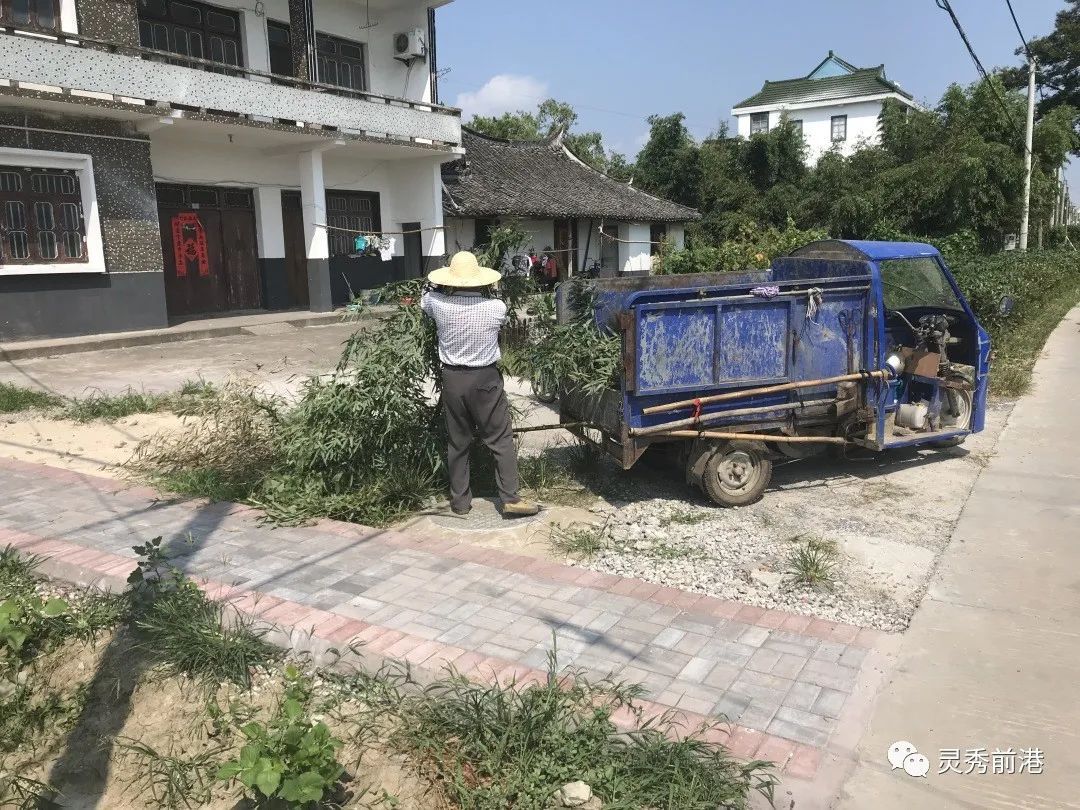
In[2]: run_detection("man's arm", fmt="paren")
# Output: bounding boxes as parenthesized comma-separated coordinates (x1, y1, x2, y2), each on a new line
(420, 289, 435, 316)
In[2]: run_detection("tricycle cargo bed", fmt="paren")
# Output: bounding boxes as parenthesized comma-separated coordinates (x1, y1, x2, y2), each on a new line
(547, 239, 993, 508)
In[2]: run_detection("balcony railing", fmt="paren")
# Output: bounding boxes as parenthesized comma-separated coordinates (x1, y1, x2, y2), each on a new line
(0, 25, 461, 147)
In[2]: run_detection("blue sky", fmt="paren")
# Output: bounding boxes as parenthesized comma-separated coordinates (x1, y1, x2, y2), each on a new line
(437, 0, 1075, 187)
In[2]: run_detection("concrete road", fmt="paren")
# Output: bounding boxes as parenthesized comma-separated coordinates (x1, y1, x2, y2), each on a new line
(836, 306, 1080, 809)
(0, 321, 366, 400)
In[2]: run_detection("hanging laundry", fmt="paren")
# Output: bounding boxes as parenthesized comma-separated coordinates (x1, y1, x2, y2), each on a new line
(378, 236, 395, 262)
(353, 235, 368, 253)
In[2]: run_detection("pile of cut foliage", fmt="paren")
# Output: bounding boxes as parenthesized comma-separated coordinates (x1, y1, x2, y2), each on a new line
(131, 224, 622, 526)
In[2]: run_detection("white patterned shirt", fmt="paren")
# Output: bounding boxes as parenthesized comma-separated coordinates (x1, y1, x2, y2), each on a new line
(421, 289, 507, 367)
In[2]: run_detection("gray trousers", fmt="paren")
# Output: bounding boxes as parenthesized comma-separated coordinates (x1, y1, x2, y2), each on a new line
(440, 364, 520, 510)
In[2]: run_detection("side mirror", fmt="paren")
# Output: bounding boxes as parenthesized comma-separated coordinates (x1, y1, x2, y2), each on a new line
(999, 295, 1016, 318)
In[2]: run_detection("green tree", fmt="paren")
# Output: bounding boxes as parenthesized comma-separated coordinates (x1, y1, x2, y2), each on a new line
(466, 97, 614, 172)
(633, 113, 701, 209)
(1001, 0, 1080, 143)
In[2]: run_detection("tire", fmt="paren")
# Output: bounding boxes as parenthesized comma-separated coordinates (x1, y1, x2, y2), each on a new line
(931, 388, 973, 448)
(702, 440, 773, 507)
(530, 369, 558, 404)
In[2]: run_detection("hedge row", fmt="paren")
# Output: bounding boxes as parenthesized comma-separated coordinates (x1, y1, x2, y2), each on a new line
(947, 248, 1079, 335)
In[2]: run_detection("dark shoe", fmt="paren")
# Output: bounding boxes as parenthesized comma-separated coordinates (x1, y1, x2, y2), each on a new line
(451, 504, 471, 516)
(501, 499, 540, 518)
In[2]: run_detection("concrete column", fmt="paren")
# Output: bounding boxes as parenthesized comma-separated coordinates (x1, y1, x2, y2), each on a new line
(424, 163, 446, 261)
(299, 149, 332, 311)
(287, 0, 317, 82)
(253, 186, 290, 310)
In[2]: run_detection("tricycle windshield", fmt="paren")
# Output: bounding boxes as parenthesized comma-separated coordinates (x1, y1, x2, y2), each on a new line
(879, 257, 964, 312)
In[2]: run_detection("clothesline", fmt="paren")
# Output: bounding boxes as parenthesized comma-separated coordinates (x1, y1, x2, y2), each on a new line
(314, 222, 445, 236)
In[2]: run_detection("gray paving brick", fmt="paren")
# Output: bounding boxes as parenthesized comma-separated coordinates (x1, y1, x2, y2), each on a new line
(701, 641, 756, 668)
(766, 718, 830, 747)
(782, 681, 821, 712)
(839, 646, 867, 669)
(811, 687, 848, 719)
(737, 669, 795, 695)
(677, 655, 715, 682)
(703, 662, 740, 690)
(739, 699, 781, 731)
(771, 652, 809, 680)
(810, 641, 846, 663)
(653, 627, 686, 649)
(738, 626, 771, 648)
(673, 632, 708, 657)
(747, 647, 783, 674)
(800, 659, 858, 693)
(634, 646, 691, 678)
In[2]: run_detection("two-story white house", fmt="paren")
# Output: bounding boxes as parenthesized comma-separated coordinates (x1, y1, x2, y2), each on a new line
(731, 51, 920, 165)
(0, 0, 461, 340)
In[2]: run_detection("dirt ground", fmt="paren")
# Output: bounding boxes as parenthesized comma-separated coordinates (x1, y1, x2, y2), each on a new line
(10, 631, 445, 810)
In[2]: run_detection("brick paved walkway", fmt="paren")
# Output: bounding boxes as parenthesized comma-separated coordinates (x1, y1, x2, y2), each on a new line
(0, 457, 892, 785)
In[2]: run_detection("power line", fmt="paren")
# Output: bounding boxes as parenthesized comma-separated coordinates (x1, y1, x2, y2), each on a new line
(935, 0, 1021, 135)
(1005, 0, 1033, 61)
(1004, 0, 1045, 101)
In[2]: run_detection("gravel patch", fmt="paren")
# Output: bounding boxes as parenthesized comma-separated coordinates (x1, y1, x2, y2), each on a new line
(554, 401, 1013, 632)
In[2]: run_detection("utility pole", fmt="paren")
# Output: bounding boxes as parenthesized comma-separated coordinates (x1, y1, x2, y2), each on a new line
(1019, 56, 1037, 250)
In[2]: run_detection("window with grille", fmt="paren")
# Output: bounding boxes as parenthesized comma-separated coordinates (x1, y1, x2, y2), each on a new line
(0, 165, 86, 266)
(326, 191, 381, 256)
(0, 0, 60, 30)
(317, 33, 367, 91)
(138, 0, 243, 71)
(831, 114, 847, 142)
(750, 112, 769, 135)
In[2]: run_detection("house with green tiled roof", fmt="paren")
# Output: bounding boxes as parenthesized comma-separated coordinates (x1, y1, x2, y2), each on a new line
(731, 51, 921, 164)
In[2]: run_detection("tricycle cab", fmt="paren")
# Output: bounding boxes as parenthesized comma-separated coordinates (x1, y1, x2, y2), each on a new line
(558, 239, 990, 506)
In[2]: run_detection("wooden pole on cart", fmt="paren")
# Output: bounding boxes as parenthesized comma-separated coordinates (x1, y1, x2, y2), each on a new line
(659, 430, 848, 445)
(630, 398, 837, 437)
(641, 370, 889, 416)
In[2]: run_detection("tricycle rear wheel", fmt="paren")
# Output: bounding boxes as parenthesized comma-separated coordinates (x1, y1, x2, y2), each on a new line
(702, 440, 773, 507)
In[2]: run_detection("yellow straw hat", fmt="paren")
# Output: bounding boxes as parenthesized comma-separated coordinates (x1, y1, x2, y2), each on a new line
(428, 251, 502, 288)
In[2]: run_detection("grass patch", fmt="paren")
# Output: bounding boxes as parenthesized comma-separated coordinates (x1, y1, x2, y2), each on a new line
(989, 277, 1080, 397)
(392, 652, 776, 810)
(116, 737, 224, 810)
(661, 509, 710, 527)
(549, 522, 608, 559)
(785, 537, 840, 589)
(61, 388, 173, 422)
(0, 382, 62, 413)
(127, 538, 280, 689)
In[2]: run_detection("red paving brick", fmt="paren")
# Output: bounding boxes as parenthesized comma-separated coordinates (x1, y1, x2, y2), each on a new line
(785, 744, 824, 780)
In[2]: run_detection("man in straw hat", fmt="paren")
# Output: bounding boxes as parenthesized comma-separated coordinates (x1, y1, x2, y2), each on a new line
(421, 251, 540, 518)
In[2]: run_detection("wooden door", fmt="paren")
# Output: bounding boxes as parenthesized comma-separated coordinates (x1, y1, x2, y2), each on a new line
(280, 191, 310, 308)
(402, 221, 422, 279)
(553, 218, 575, 280)
(221, 207, 261, 310)
(158, 184, 261, 317)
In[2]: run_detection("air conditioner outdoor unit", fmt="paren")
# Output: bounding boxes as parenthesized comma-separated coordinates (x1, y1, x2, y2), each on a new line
(393, 28, 426, 61)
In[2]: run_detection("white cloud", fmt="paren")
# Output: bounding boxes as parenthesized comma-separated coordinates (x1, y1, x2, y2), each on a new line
(455, 74, 548, 119)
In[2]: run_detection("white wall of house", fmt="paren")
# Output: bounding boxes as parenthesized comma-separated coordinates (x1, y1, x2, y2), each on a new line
(444, 217, 689, 274)
(150, 138, 445, 259)
(734, 95, 910, 164)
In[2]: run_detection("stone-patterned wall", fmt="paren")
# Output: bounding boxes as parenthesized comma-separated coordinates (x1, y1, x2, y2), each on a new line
(0, 110, 162, 274)
(76, 0, 140, 47)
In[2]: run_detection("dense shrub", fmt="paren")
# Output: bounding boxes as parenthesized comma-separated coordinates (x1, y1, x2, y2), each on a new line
(655, 220, 826, 275)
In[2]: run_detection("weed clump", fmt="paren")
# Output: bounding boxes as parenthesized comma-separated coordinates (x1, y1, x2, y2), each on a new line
(785, 537, 841, 589)
(0, 382, 62, 413)
(392, 652, 776, 810)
